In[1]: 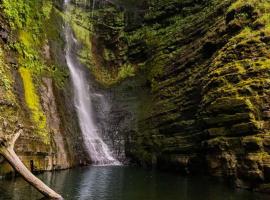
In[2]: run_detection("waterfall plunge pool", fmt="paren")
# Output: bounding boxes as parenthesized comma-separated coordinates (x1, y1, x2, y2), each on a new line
(0, 166, 269, 200)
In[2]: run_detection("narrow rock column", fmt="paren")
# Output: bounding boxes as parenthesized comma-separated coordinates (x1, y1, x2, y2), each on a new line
(0, 128, 63, 200)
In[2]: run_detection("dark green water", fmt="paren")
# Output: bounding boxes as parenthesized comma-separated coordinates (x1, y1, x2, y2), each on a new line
(0, 166, 269, 200)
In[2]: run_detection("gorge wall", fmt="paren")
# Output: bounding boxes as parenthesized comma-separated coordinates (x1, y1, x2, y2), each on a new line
(83, 0, 270, 192)
(1, 0, 270, 194)
(0, 0, 88, 176)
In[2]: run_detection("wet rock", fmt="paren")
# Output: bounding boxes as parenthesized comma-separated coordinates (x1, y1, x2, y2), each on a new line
(242, 136, 263, 152)
(0, 30, 8, 43)
(230, 122, 259, 136)
(207, 127, 227, 137)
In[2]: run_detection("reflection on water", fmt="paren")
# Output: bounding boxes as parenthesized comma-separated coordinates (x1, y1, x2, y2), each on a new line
(0, 166, 269, 200)
(77, 167, 112, 200)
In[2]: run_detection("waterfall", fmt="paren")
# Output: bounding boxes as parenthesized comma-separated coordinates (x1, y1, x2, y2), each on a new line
(64, 0, 120, 166)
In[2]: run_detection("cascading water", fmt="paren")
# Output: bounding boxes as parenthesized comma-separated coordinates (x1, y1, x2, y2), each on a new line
(64, 0, 120, 166)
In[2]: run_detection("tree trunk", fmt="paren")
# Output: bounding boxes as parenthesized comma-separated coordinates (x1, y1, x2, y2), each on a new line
(0, 130, 63, 199)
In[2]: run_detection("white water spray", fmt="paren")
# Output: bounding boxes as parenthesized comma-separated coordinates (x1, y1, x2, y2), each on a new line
(64, 0, 120, 166)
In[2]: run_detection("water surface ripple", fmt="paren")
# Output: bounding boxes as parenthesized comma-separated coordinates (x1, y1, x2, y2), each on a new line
(0, 166, 269, 200)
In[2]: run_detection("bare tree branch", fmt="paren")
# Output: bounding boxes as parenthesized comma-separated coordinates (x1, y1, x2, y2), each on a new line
(0, 124, 63, 199)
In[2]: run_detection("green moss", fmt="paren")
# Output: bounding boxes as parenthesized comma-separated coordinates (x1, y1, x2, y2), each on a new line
(2, 0, 67, 88)
(42, 0, 53, 19)
(0, 162, 13, 175)
(118, 63, 135, 80)
(228, 0, 270, 33)
(1, 0, 31, 29)
(19, 67, 49, 144)
(0, 47, 12, 92)
(64, 4, 137, 87)
(203, 0, 270, 106)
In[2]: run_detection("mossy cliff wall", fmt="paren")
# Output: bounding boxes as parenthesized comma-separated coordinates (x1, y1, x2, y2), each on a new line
(1, 0, 270, 193)
(73, 0, 270, 192)
(0, 0, 88, 176)
(131, 0, 270, 192)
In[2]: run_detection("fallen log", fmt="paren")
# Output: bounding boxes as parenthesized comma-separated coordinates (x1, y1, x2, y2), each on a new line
(0, 126, 63, 199)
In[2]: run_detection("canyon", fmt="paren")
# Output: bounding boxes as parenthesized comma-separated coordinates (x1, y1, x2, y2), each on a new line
(0, 0, 270, 195)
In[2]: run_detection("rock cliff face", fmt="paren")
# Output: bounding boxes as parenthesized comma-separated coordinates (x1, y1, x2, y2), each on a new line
(0, 0, 88, 176)
(132, 0, 270, 192)
(80, 0, 270, 192)
(1, 0, 270, 193)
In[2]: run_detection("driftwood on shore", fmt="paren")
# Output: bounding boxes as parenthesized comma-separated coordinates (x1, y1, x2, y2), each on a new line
(0, 122, 63, 199)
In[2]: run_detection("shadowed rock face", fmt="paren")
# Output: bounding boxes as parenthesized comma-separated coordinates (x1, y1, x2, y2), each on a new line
(82, 0, 270, 192)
